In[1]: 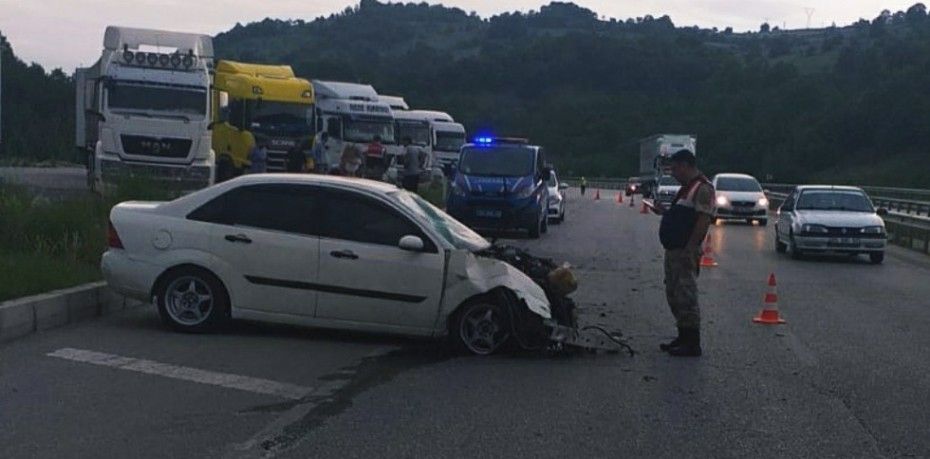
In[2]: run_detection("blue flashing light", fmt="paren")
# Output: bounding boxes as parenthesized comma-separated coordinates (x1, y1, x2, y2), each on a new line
(475, 136, 494, 145)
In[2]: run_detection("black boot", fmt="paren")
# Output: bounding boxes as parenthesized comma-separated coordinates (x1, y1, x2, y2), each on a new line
(668, 328, 702, 357)
(659, 327, 684, 352)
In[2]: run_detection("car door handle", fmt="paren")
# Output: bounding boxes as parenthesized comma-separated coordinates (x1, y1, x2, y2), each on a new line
(224, 234, 252, 244)
(330, 249, 359, 260)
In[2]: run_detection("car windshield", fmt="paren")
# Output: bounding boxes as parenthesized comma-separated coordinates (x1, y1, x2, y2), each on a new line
(249, 101, 313, 135)
(390, 190, 490, 251)
(435, 131, 465, 152)
(717, 177, 762, 192)
(796, 190, 874, 212)
(344, 117, 396, 143)
(659, 176, 679, 186)
(459, 146, 534, 177)
(395, 121, 430, 146)
(107, 81, 207, 119)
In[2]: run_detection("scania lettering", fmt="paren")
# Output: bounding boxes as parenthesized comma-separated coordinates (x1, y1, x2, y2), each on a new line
(75, 26, 214, 191)
(446, 137, 550, 239)
(212, 61, 314, 179)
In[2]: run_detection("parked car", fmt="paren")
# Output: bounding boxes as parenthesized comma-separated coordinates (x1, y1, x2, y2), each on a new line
(774, 185, 888, 264)
(625, 177, 642, 196)
(712, 173, 769, 225)
(101, 174, 561, 355)
(546, 169, 568, 223)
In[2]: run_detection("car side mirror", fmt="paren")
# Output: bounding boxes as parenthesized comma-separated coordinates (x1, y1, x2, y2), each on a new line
(558, 183, 569, 190)
(876, 208, 889, 217)
(398, 235, 425, 252)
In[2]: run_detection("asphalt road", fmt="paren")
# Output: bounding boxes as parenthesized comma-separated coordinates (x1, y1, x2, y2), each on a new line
(2, 189, 929, 458)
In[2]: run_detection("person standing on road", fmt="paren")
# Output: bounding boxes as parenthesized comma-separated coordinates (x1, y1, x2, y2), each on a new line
(580, 177, 587, 196)
(651, 149, 715, 357)
(309, 132, 330, 173)
(248, 141, 268, 174)
(401, 136, 421, 192)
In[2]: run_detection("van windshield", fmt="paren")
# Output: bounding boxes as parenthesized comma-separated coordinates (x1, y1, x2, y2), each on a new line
(459, 146, 534, 177)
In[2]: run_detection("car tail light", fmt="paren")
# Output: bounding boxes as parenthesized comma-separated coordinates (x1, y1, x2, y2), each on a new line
(107, 221, 124, 249)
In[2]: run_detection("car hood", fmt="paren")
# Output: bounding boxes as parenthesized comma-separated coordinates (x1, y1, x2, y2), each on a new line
(795, 210, 883, 227)
(718, 191, 765, 202)
(445, 250, 551, 320)
(457, 174, 533, 196)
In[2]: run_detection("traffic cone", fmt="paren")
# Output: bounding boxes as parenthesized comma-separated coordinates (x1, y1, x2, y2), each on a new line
(594, 189, 600, 200)
(617, 191, 623, 204)
(699, 234, 718, 267)
(753, 273, 787, 325)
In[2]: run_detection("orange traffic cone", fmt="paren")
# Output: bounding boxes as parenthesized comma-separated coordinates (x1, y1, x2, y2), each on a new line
(753, 273, 787, 324)
(617, 191, 623, 204)
(700, 234, 718, 267)
(594, 189, 600, 200)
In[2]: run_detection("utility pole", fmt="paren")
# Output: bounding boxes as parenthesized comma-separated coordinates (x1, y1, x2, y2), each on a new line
(804, 7, 815, 29)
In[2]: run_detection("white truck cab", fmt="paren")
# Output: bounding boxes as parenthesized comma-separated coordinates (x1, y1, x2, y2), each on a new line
(76, 26, 215, 191)
(313, 80, 395, 176)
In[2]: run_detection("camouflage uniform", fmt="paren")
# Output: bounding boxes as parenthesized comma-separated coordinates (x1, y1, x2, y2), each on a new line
(663, 179, 715, 330)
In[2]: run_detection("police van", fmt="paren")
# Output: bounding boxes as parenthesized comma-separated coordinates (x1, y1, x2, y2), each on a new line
(446, 137, 550, 238)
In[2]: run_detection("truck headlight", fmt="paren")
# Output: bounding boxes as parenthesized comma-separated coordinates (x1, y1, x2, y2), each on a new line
(716, 196, 728, 206)
(801, 224, 829, 234)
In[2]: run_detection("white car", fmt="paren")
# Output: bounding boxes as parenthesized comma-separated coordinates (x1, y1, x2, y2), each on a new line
(774, 185, 888, 264)
(102, 174, 555, 355)
(712, 173, 769, 225)
(653, 175, 681, 210)
(546, 170, 568, 223)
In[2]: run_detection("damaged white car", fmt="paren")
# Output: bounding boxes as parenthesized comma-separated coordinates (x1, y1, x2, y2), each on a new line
(103, 174, 619, 355)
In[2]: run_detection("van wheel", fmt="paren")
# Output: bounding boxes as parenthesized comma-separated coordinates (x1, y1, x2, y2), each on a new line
(451, 299, 511, 356)
(156, 266, 229, 333)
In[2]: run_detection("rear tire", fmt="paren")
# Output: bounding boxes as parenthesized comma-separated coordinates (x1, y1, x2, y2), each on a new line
(156, 266, 229, 333)
(870, 252, 885, 265)
(451, 298, 511, 356)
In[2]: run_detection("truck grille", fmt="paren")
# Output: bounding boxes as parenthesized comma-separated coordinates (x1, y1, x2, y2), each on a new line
(120, 135, 191, 158)
(266, 149, 289, 172)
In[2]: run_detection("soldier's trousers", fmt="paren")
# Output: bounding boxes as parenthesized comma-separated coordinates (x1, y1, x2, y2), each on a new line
(664, 248, 701, 330)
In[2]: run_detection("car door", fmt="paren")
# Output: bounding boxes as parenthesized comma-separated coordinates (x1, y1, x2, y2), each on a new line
(315, 188, 445, 331)
(189, 183, 322, 317)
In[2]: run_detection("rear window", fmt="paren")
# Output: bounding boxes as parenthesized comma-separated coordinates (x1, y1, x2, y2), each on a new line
(716, 177, 762, 192)
(187, 184, 320, 236)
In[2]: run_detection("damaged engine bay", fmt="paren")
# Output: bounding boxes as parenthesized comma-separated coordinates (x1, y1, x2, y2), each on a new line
(476, 244, 634, 355)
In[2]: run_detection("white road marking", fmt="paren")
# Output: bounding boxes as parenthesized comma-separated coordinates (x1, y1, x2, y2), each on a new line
(47, 347, 312, 400)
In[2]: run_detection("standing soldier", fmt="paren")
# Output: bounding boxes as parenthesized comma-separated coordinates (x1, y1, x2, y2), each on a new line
(651, 149, 715, 357)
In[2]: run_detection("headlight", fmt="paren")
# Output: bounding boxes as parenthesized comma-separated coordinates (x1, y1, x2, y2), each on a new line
(758, 197, 769, 207)
(801, 224, 829, 234)
(860, 226, 885, 235)
(716, 195, 728, 206)
(516, 185, 536, 199)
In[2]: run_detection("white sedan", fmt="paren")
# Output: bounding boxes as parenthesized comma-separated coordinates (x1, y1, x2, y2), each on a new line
(546, 170, 568, 223)
(102, 174, 554, 355)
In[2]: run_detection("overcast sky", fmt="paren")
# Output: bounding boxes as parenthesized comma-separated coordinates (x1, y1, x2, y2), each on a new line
(0, 0, 918, 72)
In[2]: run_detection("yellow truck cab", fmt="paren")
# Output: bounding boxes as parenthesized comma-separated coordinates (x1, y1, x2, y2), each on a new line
(212, 61, 314, 180)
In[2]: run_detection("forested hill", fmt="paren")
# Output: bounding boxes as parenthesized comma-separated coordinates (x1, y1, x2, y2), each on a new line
(3, 2, 930, 186)
(215, 1, 930, 186)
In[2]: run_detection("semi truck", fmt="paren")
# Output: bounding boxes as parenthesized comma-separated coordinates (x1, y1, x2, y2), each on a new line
(211, 61, 314, 180)
(76, 26, 215, 191)
(638, 134, 697, 201)
(313, 80, 395, 178)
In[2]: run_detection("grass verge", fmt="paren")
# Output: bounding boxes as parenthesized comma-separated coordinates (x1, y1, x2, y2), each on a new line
(0, 251, 100, 302)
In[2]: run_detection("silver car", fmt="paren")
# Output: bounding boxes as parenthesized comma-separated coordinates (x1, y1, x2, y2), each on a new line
(774, 186, 888, 264)
(546, 170, 568, 223)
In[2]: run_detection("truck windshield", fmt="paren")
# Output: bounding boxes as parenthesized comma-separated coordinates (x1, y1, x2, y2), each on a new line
(344, 117, 395, 144)
(458, 146, 535, 177)
(716, 177, 762, 192)
(435, 131, 465, 152)
(796, 190, 874, 212)
(249, 101, 312, 135)
(659, 176, 679, 186)
(389, 190, 490, 251)
(107, 81, 206, 118)
(395, 121, 430, 146)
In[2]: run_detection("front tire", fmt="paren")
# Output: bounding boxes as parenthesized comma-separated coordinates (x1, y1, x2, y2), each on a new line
(870, 252, 885, 265)
(451, 299, 511, 356)
(789, 233, 804, 260)
(775, 234, 787, 253)
(156, 266, 229, 333)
